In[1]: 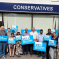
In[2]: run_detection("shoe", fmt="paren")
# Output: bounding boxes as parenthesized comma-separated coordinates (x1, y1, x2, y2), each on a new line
(46, 57, 49, 59)
(38, 55, 41, 57)
(42, 57, 44, 59)
(17, 55, 21, 57)
(26, 55, 29, 57)
(3, 56, 6, 58)
(30, 55, 32, 57)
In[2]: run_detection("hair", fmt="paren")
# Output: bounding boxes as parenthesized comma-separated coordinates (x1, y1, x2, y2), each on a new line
(25, 28, 28, 30)
(17, 32, 21, 35)
(8, 28, 10, 29)
(11, 33, 14, 35)
(48, 28, 51, 31)
(40, 29, 43, 31)
(53, 32, 56, 34)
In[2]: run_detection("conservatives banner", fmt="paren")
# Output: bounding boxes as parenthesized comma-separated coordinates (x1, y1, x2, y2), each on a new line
(0, 2, 59, 13)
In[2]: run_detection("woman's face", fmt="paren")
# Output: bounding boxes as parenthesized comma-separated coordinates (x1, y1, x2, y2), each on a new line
(11, 34, 14, 37)
(18, 33, 20, 35)
(53, 33, 56, 37)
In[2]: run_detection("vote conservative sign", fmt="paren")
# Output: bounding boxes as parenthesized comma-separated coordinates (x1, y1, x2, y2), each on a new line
(44, 35, 52, 41)
(48, 40, 57, 47)
(33, 42, 47, 52)
(8, 37, 16, 44)
(21, 35, 34, 45)
(0, 36, 8, 41)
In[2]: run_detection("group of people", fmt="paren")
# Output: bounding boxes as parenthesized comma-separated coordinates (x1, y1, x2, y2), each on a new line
(0, 26, 58, 59)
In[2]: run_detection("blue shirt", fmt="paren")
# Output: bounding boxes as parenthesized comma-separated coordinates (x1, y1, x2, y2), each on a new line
(51, 37, 58, 49)
(22, 32, 30, 36)
(37, 34, 44, 42)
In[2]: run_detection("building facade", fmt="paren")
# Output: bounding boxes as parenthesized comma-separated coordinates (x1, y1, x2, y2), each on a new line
(0, 0, 59, 35)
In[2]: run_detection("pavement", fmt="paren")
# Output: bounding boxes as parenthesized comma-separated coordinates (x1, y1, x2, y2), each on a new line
(1, 54, 59, 59)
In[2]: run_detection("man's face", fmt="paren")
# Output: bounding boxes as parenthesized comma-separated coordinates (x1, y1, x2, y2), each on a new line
(32, 28, 35, 32)
(48, 29, 51, 33)
(40, 31, 43, 34)
(1, 26, 4, 31)
(25, 29, 28, 33)
(11, 34, 14, 37)
(8, 29, 10, 32)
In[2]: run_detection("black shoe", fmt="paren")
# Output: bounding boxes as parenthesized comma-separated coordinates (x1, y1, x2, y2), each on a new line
(38, 55, 41, 57)
(42, 57, 44, 59)
(46, 57, 49, 59)
(17, 55, 21, 57)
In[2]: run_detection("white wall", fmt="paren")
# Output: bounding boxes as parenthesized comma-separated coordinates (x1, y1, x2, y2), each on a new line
(33, 15, 58, 34)
(3, 13, 32, 32)
(0, 0, 59, 5)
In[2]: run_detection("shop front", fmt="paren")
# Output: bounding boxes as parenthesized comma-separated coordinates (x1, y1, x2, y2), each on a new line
(0, 2, 59, 34)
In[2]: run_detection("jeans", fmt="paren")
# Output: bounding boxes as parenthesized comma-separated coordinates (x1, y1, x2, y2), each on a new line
(50, 47, 58, 59)
(39, 51, 45, 57)
(29, 44, 33, 55)
(0, 42, 6, 57)
(46, 43, 50, 58)
(23, 45, 28, 55)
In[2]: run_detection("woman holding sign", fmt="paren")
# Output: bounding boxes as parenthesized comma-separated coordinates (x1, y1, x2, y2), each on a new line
(9, 33, 16, 57)
(50, 32, 58, 59)
(15, 32, 23, 57)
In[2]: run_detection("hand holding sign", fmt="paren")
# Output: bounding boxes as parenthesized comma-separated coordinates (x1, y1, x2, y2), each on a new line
(44, 35, 52, 41)
(21, 35, 34, 45)
(8, 37, 16, 44)
(33, 42, 47, 52)
(11, 25, 18, 31)
(48, 40, 57, 47)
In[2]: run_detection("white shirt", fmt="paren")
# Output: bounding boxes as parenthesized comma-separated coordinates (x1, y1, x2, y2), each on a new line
(30, 31, 38, 40)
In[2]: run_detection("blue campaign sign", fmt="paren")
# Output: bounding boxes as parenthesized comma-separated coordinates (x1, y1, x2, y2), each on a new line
(21, 35, 34, 45)
(35, 29, 40, 34)
(4, 29, 8, 32)
(16, 35, 21, 41)
(11, 26, 18, 31)
(55, 30, 58, 36)
(33, 42, 47, 52)
(8, 38, 16, 44)
(48, 40, 57, 47)
(21, 29, 31, 34)
(51, 29, 58, 36)
(0, 36, 8, 41)
(44, 35, 52, 41)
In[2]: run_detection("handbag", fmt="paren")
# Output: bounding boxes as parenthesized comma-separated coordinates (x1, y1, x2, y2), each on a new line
(10, 44, 14, 48)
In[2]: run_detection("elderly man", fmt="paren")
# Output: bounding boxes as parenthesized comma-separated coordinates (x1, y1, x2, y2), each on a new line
(0, 26, 7, 58)
(30, 27, 38, 56)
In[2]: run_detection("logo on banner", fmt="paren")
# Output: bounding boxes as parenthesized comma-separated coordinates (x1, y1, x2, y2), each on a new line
(13, 5, 53, 11)
(35, 42, 42, 46)
(0, 36, 8, 41)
